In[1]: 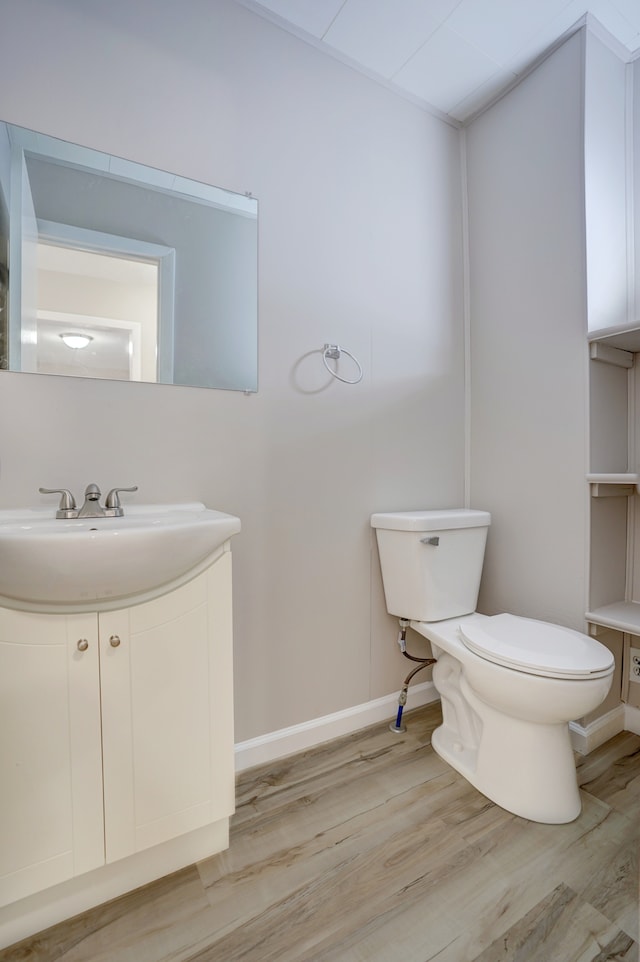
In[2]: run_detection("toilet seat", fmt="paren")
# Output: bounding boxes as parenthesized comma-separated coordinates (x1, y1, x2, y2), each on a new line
(458, 613, 614, 679)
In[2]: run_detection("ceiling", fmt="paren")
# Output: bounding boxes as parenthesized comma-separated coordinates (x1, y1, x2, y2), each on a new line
(235, 0, 640, 123)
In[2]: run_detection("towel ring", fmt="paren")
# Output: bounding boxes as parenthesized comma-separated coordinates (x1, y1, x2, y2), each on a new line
(322, 343, 363, 385)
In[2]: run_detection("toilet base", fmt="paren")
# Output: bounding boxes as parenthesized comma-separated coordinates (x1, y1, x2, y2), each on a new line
(431, 706, 582, 824)
(411, 616, 605, 825)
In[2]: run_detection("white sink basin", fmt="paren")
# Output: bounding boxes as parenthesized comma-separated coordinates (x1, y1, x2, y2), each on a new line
(0, 502, 241, 611)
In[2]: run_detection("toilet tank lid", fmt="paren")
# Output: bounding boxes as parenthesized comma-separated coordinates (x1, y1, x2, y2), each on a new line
(371, 509, 491, 531)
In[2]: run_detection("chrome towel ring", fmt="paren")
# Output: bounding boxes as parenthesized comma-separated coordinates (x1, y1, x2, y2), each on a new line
(322, 343, 363, 385)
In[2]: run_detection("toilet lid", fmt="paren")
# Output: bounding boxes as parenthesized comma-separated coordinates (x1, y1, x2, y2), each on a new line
(459, 613, 614, 679)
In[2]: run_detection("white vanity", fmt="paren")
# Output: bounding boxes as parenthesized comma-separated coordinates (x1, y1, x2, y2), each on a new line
(0, 502, 240, 948)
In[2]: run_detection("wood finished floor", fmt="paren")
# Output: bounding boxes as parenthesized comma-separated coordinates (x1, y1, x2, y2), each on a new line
(2, 702, 639, 962)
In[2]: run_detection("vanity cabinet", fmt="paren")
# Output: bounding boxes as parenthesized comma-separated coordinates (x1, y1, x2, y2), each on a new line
(0, 549, 234, 908)
(0, 605, 103, 906)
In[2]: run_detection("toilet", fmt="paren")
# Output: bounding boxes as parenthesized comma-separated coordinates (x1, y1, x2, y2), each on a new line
(371, 508, 614, 824)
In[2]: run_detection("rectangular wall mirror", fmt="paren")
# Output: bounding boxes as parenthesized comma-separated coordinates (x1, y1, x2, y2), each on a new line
(0, 122, 258, 392)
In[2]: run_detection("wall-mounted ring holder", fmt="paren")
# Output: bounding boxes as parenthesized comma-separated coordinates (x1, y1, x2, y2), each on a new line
(322, 343, 363, 385)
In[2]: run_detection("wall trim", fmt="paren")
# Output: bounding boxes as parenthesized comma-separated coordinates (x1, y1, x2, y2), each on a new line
(237, 692, 639, 774)
(233, 0, 461, 128)
(569, 702, 640, 754)
(234, 681, 439, 772)
(569, 705, 625, 753)
(624, 702, 640, 735)
(460, 124, 472, 508)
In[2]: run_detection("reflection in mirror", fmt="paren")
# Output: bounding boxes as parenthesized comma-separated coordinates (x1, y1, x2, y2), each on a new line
(0, 122, 258, 391)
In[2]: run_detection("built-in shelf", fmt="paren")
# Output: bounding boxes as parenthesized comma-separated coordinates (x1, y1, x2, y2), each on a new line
(587, 473, 639, 483)
(588, 324, 640, 353)
(586, 601, 640, 635)
(587, 473, 638, 497)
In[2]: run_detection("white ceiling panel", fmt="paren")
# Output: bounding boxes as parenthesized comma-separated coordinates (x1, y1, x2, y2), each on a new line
(245, 0, 347, 38)
(240, 0, 640, 122)
(394, 23, 503, 112)
(446, 0, 574, 65)
(501, 1, 589, 74)
(324, 0, 462, 78)
(585, 0, 640, 46)
(610, 0, 640, 35)
(450, 66, 518, 121)
(504, 0, 637, 76)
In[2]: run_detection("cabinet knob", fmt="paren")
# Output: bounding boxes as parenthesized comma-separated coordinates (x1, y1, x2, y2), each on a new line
(77, 638, 89, 652)
(109, 635, 121, 648)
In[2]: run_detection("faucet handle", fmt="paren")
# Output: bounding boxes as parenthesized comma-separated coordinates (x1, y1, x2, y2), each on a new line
(39, 487, 77, 518)
(105, 486, 138, 512)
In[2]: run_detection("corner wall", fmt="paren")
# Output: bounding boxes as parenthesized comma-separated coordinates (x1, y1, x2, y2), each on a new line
(466, 32, 589, 630)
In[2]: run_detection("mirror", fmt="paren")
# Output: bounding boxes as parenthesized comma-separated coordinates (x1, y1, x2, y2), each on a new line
(0, 122, 258, 392)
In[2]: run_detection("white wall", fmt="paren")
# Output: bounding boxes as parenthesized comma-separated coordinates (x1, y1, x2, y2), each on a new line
(0, 0, 465, 740)
(584, 31, 629, 333)
(634, 59, 640, 319)
(466, 32, 590, 630)
(628, 59, 640, 321)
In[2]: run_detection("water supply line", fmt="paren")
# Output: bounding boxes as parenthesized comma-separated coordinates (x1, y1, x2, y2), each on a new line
(390, 618, 437, 734)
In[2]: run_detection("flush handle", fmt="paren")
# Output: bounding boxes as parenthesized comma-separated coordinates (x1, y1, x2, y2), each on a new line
(421, 536, 440, 546)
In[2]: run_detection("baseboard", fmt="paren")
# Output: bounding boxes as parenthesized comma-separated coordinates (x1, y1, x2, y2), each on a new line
(236, 690, 640, 773)
(234, 681, 439, 773)
(569, 705, 625, 754)
(624, 703, 640, 735)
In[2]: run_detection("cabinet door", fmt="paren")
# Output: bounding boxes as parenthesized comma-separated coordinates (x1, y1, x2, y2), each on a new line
(0, 608, 104, 906)
(100, 553, 235, 863)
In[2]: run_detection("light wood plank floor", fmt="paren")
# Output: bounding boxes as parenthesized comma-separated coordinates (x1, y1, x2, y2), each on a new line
(2, 702, 639, 961)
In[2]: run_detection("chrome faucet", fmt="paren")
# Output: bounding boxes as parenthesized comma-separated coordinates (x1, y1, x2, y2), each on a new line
(38, 487, 77, 519)
(103, 485, 138, 517)
(40, 484, 138, 519)
(78, 483, 105, 518)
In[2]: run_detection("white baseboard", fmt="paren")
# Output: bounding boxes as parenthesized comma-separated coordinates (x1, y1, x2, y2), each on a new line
(570, 702, 640, 754)
(570, 705, 625, 754)
(234, 681, 439, 773)
(237, 690, 640, 773)
(624, 702, 640, 735)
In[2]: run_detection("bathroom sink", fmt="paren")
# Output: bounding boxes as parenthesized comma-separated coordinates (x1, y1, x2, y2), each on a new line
(0, 502, 241, 611)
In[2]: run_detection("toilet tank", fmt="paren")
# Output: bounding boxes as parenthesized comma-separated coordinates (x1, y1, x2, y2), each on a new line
(371, 509, 491, 622)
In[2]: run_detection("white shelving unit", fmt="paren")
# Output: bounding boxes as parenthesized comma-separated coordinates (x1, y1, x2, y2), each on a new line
(587, 473, 638, 497)
(586, 601, 640, 634)
(587, 325, 639, 638)
(588, 324, 640, 353)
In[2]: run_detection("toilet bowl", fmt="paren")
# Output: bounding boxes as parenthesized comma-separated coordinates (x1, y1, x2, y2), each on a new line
(371, 509, 614, 824)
